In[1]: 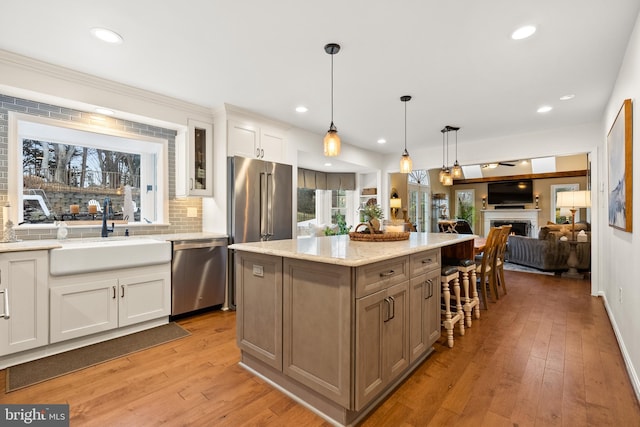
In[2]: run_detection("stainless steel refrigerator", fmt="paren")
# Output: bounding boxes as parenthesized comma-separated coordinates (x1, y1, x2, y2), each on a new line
(226, 156, 292, 308)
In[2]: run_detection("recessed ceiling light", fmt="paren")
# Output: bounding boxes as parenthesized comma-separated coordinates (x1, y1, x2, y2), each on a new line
(559, 94, 575, 101)
(95, 107, 114, 115)
(537, 105, 553, 113)
(90, 27, 123, 44)
(511, 25, 536, 40)
(377, 138, 387, 144)
(324, 162, 332, 167)
(295, 106, 308, 113)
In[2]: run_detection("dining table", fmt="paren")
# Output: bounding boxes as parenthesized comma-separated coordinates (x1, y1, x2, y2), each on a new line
(474, 237, 487, 255)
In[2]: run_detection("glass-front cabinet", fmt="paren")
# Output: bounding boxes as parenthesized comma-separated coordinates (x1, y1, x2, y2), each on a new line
(183, 119, 213, 197)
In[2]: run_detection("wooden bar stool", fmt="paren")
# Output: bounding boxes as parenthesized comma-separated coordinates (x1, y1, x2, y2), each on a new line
(440, 265, 464, 348)
(456, 259, 479, 327)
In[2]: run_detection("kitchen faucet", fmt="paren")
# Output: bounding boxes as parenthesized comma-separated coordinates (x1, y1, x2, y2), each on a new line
(101, 197, 114, 237)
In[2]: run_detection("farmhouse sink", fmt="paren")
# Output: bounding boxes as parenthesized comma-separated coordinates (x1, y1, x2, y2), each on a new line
(50, 237, 172, 276)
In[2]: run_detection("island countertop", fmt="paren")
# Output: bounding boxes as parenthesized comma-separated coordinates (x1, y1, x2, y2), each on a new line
(229, 232, 476, 267)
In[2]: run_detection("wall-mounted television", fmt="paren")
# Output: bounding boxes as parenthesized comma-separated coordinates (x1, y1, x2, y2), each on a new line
(487, 180, 533, 205)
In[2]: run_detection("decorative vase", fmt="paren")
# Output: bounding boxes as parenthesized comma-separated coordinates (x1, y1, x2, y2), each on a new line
(368, 218, 380, 232)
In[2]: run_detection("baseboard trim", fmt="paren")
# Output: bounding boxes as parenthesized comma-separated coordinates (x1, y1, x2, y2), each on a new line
(601, 292, 640, 403)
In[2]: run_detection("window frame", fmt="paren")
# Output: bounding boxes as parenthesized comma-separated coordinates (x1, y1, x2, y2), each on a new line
(8, 112, 169, 227)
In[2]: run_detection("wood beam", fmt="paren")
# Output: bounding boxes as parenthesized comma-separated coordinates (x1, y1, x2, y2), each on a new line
(453, 169, 588, 185)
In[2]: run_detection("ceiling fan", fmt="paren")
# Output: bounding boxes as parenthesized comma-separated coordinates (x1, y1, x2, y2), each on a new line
(482, 161, 518, 168)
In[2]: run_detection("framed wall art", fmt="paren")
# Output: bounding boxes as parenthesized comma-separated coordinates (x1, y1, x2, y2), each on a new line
(607, 98, 633, 232)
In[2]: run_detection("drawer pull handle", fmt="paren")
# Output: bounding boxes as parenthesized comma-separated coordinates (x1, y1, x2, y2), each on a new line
(425, 279, 434, 299)
(0, 289, 9, 319)
(380, 270, 395, 277)
(422, 258, 433, 264)
(388, 296, 395, 320)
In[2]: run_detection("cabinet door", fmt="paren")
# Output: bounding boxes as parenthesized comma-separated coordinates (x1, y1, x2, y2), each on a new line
(260, 129, 285, 163)
(355, 289, 386, 410)
(186, 119, 213, 197)
(356, 281, 410, 410)
(409, 270, 439, 363)
(228, 120, 260, 159)
(0, 251, 48, 355)
(118, 270, 171, 327)
(50, 279, 118, 343)
(384, 281, 410, 381)
(426, 270, 441, 347)
(282, 259, 351, 407)
(235, 252, 283, 370)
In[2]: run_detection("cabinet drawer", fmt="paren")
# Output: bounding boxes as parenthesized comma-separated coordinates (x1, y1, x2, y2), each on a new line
(355, 256, 409, 298)
(409, 249, 440, 277)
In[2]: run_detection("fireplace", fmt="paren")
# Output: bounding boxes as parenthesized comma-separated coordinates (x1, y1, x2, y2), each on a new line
(481, 209, 540, 237)
(491, 220, 530, 236)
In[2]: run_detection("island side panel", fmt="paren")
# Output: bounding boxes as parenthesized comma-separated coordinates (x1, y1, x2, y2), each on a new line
(282, 258, 352, 408)
(235, 252, 283, 370)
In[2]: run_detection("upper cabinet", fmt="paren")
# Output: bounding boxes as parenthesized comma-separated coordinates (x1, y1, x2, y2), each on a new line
(228, 119, 287, 164)
(176, 119, 214, 197)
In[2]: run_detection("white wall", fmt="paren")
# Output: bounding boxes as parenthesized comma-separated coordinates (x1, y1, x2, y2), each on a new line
(601, 10, 640, 400)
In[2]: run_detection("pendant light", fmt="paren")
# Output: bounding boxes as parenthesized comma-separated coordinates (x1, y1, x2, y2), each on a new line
(399, 95, 413, 173)
(450, 126, 462, 179)
(324, 43, 341, 157)
(439, 127, 449, 183)
(440, 126, 453, 186)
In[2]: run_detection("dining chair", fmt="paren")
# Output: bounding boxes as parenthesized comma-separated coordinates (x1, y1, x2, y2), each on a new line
(493, 225, 512, 298)
(475, 226, 500, 309)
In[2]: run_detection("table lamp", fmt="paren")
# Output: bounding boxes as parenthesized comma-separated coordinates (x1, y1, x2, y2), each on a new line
(556, 190, 591, 240)
(556, 190, 591, 279)
(390, 198, 402, 219)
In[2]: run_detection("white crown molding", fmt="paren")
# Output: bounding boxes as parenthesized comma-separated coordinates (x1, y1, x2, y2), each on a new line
(0, 48, 213, 120)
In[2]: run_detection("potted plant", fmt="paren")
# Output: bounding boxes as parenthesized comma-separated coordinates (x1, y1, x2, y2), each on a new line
(360, 203, 384, 233)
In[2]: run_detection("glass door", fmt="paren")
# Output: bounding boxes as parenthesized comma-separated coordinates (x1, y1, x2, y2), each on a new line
(408, 184, 430, 232)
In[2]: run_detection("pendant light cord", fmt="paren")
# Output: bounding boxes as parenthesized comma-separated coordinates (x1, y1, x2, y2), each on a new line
(404, 100, 407, 151)
(442, 130, 445, 167)
(455, 129, 458, 162)
(330, 52, 334, 123)
(445, 129, 449, 167)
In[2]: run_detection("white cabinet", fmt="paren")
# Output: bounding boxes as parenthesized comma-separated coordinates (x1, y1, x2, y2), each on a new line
(176, 119, 214, 197)
(228, 120, 286, 163)
(0, 251, 48, 356)
(49, 265, 171, 343)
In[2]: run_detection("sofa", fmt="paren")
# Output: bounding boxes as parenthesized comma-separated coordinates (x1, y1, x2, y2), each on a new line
(506, 222, 591, 272)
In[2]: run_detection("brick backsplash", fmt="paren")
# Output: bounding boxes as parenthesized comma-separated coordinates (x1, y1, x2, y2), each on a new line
(0, 93, 204, 239)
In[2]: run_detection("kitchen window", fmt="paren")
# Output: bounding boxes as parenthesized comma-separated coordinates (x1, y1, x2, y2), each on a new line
(8, 112, 169, 226)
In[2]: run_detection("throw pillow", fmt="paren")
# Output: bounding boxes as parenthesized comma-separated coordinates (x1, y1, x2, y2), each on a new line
(538, 226, 550, 240)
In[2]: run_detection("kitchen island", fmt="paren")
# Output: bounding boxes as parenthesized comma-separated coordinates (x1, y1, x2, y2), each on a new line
(229, 232, 475, 426)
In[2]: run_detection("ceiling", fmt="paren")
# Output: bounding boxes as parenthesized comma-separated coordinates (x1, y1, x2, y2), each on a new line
(1, 1, 639, 163)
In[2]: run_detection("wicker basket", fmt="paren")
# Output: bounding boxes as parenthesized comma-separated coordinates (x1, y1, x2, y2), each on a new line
(348, 223, 410, 242)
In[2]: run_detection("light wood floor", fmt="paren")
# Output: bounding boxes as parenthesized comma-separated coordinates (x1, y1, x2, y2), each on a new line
(1, 270, 639, 426)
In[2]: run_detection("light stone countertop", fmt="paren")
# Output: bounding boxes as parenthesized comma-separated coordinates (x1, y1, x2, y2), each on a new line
(0, 232, 228, 253)
(0, 239, 62, 253)
(229, 232, 476, 267)
(150, 232, 228, 241)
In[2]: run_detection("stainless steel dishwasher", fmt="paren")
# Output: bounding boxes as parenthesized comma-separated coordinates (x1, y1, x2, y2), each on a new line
(171, 238, 227, 316)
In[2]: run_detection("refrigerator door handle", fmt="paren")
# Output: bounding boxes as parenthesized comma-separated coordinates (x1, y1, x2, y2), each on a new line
(266, 173, 274, 239)
(260, 172, 268, 240)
